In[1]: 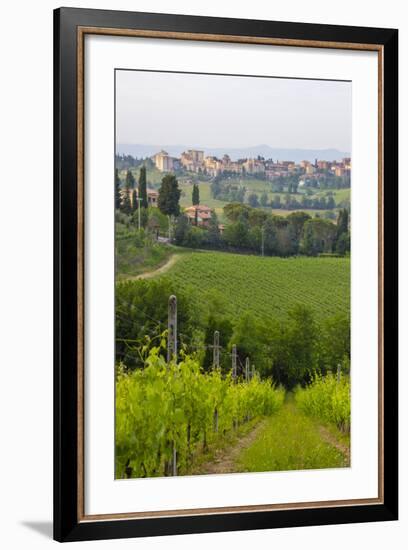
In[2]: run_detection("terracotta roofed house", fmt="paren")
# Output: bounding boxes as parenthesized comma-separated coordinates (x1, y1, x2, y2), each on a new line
(184, 204, 213, 227)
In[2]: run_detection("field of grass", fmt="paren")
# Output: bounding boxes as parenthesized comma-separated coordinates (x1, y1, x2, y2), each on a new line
(180, 181, 227, 207)
(159, 249, 350, 322)
(219, 177, 273, 193)
(328, 188, 351, 203)
(237, 399, 348, 472)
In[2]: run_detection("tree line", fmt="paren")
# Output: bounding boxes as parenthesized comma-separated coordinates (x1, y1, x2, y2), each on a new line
(211, 172, 350, 212)
(175, 203, 350, 257)
(116, 278, 350, 390)
(247, 190, 340, 210)
(213, 181, 345, 212)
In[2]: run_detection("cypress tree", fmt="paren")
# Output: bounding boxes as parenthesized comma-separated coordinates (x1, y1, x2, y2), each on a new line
(337, 208, 349, 236)
(139, 166, 148, 209)
(122, 190, 132, 215)
(115, 168, 122, 210)
(335, 208, 350, 255)
(131, 189, 138, 213)
(157, 174, 181, 217)
(125, 169, 135, 190)
(122, 170, 134, 215)
(192, 183, 200, 205)
(333, 208, 349, 251)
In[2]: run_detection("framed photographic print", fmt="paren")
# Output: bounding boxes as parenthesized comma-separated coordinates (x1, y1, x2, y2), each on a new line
(54, 7, 398, 542)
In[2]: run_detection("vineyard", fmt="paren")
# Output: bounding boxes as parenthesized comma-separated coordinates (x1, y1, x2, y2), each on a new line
(160, 250, 350, 322)
(115, 346, 350, 476)
(115, 346, 285, 478)
(115, 250, 351, 477)
(295, 372, 351, 432)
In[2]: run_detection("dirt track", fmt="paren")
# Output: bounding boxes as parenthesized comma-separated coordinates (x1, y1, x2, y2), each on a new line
(125, 254, 181, 281)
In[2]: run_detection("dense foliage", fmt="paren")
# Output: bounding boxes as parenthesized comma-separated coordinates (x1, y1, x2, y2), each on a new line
(175, 202, 350, 257)
(116, 346, 285, 478)
(157, 174, 181, 217)
(116, 278, 197, 370)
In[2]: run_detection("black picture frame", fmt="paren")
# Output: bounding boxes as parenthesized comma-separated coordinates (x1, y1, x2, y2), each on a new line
(54, 7, 398, 542)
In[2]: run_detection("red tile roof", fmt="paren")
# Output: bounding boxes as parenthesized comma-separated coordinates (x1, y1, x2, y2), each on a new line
(184, 204, 212, 213)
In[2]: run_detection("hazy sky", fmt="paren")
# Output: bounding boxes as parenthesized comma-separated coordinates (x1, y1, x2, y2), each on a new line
(116, 70, 351, 151)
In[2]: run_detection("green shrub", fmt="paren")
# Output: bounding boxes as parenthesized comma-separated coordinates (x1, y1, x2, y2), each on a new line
(295, 373, 350, 432)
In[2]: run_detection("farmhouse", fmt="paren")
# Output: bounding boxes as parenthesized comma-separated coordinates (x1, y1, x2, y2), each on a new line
(184, 204, 213, 227)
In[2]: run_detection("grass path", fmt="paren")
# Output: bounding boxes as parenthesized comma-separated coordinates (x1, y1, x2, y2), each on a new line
(195, 400, 349, 475)
(191, 419, 268, 475)
(123, 253, 181, 281)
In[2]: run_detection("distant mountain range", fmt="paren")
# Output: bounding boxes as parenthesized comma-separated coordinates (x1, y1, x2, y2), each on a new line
(117, 143, 350, 163)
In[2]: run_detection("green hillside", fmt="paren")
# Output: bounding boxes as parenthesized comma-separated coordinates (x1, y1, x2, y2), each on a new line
(179, 180, 349, 221)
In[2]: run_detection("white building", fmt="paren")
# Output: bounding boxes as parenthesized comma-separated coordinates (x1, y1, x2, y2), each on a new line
(152, 150, 174, 172)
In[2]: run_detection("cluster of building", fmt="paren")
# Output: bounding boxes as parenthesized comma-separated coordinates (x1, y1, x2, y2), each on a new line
(152, 149, 351, 181)
(298, 159, 351, 179)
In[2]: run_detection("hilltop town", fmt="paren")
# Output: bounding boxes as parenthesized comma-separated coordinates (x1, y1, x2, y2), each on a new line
(151, 148, 351, 185)
(115, 144, 351, 264)
(117, 147, 351, 232)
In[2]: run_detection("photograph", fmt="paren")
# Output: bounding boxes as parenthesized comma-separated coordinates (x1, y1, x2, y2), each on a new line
(114, 69, 352, 479)
(50, 5, 398, 543)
